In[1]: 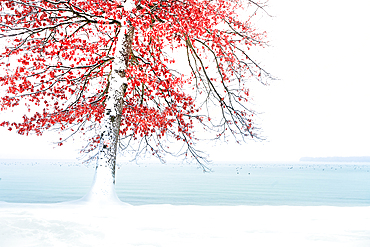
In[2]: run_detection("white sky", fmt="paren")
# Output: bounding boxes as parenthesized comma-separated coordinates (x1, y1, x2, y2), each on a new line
(0, 0, 369, 162)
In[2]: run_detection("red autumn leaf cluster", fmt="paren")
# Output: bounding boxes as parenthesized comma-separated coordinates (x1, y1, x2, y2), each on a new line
(0, 0, 270, 159)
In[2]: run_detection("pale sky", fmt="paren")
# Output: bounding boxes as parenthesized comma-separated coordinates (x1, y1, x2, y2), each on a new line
(0, 0, 369, 162)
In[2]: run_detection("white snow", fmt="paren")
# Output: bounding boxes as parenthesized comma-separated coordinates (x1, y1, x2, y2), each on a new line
(81, 165, 122, 205)
(122, 0, 136, 12)
(1, 201, 369, 247)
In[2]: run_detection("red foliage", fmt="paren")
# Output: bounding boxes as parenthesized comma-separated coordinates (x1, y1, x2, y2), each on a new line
(0, 0, 270, 158)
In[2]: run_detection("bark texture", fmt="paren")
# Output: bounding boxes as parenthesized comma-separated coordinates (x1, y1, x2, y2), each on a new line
(83, 24, 134, 204)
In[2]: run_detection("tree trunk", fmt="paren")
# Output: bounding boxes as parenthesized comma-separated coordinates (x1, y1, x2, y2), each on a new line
(82, 22, 134, 204)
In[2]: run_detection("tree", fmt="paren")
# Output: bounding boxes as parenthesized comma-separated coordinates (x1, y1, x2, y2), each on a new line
(0, 0, 271, 203)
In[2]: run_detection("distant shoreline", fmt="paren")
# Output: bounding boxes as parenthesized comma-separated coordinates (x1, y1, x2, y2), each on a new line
(300, 156, 370, 162)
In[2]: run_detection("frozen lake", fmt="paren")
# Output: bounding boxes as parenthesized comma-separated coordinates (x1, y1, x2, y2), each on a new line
(1, 160, 370, 206)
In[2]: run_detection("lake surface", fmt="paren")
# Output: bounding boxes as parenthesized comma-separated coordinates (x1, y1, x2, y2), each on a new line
(0, 160, 370, 206)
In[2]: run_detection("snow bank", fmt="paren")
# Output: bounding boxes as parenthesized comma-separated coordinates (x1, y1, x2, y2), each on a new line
(1, 201, 369, 247)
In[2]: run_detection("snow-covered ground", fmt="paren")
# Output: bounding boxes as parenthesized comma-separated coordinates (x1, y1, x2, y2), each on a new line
(1, 201, 369, 247)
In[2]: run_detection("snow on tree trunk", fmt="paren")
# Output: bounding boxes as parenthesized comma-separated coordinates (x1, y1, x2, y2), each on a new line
(83, 5, 135, 204)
